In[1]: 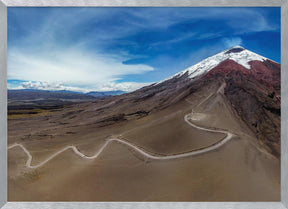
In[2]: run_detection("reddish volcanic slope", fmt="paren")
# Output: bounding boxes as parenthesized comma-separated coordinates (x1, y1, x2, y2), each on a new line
(205, 58, 280, 102)
(207, 59, 280, 90)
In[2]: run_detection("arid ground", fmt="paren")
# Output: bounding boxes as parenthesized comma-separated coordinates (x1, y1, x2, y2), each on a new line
(8, 78, 280, 201)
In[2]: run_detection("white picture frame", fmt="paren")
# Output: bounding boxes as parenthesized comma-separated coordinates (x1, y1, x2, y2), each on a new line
(0, 0, 287, 209)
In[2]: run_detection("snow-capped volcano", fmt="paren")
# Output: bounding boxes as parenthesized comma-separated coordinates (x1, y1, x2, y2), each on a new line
(158, 46, 271, 85)
(127, 46, 280, 157)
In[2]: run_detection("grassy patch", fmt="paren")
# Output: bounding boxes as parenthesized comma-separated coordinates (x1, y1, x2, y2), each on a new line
(8, 108, 52, 119)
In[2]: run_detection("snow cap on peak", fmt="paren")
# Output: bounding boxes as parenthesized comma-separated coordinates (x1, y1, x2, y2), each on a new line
(166, 47, 266, 81)
(156, 46, 269, 85)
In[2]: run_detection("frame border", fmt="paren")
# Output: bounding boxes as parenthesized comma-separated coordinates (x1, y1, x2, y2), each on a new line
(0, 1, 287, 209)
(0, 1, 7, 209)
(0, 0, 286, 7)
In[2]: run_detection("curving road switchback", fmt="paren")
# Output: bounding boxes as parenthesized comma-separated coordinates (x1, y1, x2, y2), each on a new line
(8, 111, 235, 169)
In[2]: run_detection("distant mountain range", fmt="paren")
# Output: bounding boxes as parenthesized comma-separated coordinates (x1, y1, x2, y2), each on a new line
(8, 89, 127, 101)
(8, 89, 127, 112)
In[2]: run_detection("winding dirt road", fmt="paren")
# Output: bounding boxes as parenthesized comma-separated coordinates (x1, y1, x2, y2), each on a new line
(8, 110, 235, 169)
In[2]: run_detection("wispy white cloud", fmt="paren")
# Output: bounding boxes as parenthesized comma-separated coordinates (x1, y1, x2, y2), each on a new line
(222, 37, 243, 48)
(126, 8, 278, 33)
(8, 8, 157, 92)
(8, 47, 154, 89)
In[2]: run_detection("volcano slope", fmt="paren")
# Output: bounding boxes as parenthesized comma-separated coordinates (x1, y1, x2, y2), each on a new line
(8, 46, 280, 201)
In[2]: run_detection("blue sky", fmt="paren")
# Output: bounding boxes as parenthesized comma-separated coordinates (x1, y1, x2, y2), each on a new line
(8, 7, 280, 92)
